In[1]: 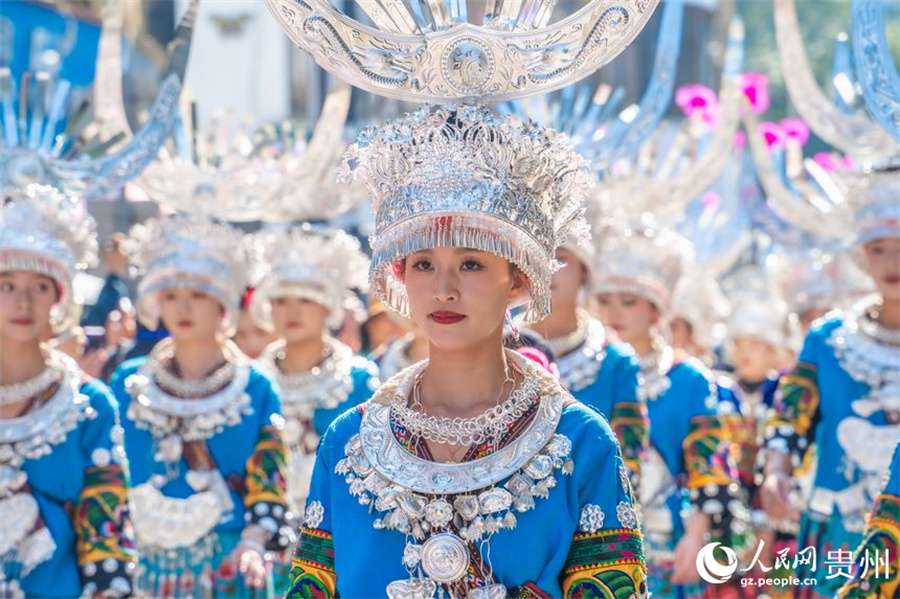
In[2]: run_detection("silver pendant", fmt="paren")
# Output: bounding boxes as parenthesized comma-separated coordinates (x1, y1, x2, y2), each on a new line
(420, 532, 469, 584)
(386, 577, 438, 599)
(467, 584, 507, 599)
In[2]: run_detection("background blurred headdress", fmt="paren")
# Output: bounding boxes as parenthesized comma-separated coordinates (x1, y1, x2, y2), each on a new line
(248, 225, 369, 330)
(128, 214, 247, 332)
(0, 184, 97, 329)
(592, 215, 694, 313)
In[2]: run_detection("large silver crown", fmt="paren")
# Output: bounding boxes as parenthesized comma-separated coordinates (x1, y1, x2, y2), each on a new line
(0, 184, 97, 327)
(248, 225, 369, 329)
(0, 1, 197, 200)
(128, 214, 247, 331)
(265, 0, 659, 103)
(592, 217, 693, 313)
(341, 104, 592, 322)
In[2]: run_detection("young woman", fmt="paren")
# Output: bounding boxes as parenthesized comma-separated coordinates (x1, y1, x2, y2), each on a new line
(594, 222, 739, 598)
(0, 185, 134, 598)
(285, 106, 647, 599)
(249, 225, 378, 513)
(762, 168, 900, 598)
(110, 215, 289, 598)
(524, 240, 647, 483)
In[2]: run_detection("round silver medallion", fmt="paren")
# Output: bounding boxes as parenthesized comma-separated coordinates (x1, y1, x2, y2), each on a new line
(441, 37, 495, 95)
(420, 532, 469, 583)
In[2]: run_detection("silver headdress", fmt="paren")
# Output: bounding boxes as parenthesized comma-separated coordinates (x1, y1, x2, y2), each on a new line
(128, 215, 247, 332)
(341, 104, 593, 322)
(0, 1, 197, 200)
(592, 217, 693, 313)
(137, 81, 366, 222)
(670, 273, 730, 351)
(779, 250, 875, 317)
(0, 184, 97, 328)
(248, 225, 369, 330)
(721, 263, 792, 349)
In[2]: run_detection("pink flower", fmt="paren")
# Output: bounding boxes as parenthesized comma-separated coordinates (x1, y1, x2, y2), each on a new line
(741, 73, 770, 115)
(702, 191, 721, 209)
(812, 152, 854, 172)
(759, 121, 786, 149)
(780, 118, 810, 146)
(675, 84, 721, 125)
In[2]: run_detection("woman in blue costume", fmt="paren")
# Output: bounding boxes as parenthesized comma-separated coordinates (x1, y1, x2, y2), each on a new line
(0, 185, 135, 598)
(594, 221, 740, 598)
(286, 105, 647, 599)
(248, 225, 379, 514)
(838, 440, 899, 599)
(523, 232, 648, 483)
(762, 167, 900, 599)
(110, 214, 290, 598)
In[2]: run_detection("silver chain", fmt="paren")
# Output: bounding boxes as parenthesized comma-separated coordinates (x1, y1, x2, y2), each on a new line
(859, 303, 900, 347)
(147, 339, 238, 399)
(0, 349, 64, 406)
(391, 364, 539, 446)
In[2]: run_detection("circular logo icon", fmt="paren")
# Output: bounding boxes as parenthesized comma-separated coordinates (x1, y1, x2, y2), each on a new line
(696, 542, 739, 584)
(441, 37, 495, 95)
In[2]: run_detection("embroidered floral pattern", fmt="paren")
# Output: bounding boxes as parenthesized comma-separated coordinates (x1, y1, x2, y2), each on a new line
(76, 464, 136, 595)
(562, 528, 648, 598)
(287, 528, 337, 599)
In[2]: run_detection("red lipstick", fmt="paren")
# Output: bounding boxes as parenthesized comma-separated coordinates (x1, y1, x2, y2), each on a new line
(10, 317, 34, 326)
(177, 319, 193, 328)
(429, 310, 465, 325)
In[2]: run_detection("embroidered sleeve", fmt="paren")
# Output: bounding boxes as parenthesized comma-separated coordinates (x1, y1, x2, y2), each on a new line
(76, 386, 136, 598)
(561, 425, 648, 599)
(682, 373, 741, 528)
(838, 445, 900, 599)
(244, 415, 291, 549)
(610, 351, 648, 490)
(764, 361, 820, 467)
(286, 434, 337, 599)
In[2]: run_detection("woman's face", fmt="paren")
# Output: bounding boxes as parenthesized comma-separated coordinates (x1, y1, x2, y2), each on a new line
(401, 247, 527, 353)
(862, 237, 900, 301)
(233, 309, 278, 359)
(157, 287, 225, 343)
(0, 271, 59, 344)
(550, 248, 587, 309)
(730, 336, 776, 383)
(270, 294, 330, 345)
(594, 292, 659, 345)
(670, 317, 695, 352)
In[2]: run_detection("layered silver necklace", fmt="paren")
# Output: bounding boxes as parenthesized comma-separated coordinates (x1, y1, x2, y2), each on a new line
(0, 350, 65, 407)
(0, 350, 90, 578)
(639, 342, 674, 401)
(256, 336, 355, 421)
(336, 351, 573, 598)
(125, 338, 252, 442)
(392, 360, 538, 446)
(545, 310, 608, 392)
(827, 302, 900, 420)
